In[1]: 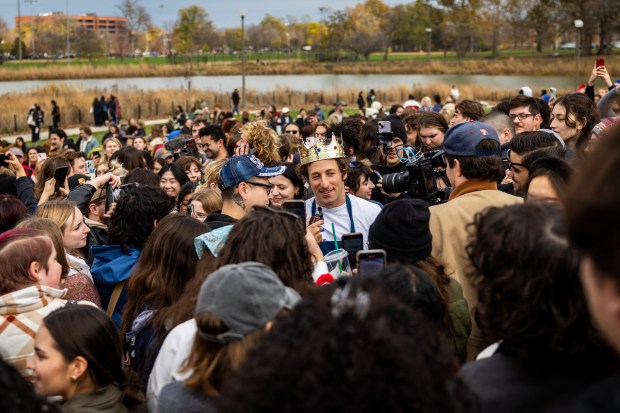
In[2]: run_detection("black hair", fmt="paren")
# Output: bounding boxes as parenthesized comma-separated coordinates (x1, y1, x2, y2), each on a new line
(158, 163, 190, 194)
(108, 185, 172, 252)
(509, 130, 561, 155)
(199, 125, 228, 146)
(177, 181, 198, 211)
(124, 168, 160, 186)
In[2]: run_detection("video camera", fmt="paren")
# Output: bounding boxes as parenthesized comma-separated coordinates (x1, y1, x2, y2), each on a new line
(381, 150, 449, 205)
(164, 136, 198, 160)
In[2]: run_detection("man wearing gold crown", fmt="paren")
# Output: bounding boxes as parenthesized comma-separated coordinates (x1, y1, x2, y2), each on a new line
(300, 134, 381, 255)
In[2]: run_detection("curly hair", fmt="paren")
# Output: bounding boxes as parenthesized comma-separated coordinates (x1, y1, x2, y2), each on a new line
(455, 100, 484, 121)
(108, 185, 172, 253)
(219, 278, 476, 413)
(328, 117, 364, 157)
(216, 207, 314, 291)
(240, 121, 281, 166)
(467, 203, 611, 366)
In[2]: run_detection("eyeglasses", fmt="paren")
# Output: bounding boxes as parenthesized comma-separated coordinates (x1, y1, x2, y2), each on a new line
(188, 203, 207, 222)
(506, 150, 528, 171)
(285, 129, 300, 135)
(244, 180, 272, 195)
(509, 113, 534, 121)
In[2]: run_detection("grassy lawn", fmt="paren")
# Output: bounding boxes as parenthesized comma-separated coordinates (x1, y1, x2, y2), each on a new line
(2, 47, 603, 70)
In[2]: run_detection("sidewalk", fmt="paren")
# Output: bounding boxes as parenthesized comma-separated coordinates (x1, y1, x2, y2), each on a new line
(0, 118, 170, 144)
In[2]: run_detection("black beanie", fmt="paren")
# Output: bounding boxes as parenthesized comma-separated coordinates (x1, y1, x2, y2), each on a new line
(368, 199, 433, 263)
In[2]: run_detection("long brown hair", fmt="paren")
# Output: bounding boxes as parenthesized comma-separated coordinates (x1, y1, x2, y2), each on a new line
(121, 214, 210, 342)
(216, 208, 314, 291)
(33, 157, 70, 200)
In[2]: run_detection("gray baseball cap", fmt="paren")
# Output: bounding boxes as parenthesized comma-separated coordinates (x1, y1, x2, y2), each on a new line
(195, 262, 301, 343)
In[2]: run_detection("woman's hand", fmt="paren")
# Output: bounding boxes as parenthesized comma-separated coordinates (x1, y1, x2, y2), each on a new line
(88, 171, 121, 189)
(305, 222, 324, 263)
(597, 66, 613, 88)
(307, 218, 324, 244)
(38, 178, 56, 205)
(234, 142, 250, 156)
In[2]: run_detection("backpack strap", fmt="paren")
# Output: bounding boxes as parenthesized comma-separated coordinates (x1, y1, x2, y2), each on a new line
(106, 281, 126, 317)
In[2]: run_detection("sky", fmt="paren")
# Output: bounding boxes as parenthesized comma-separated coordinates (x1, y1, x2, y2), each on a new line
(1, 0, 406, 29)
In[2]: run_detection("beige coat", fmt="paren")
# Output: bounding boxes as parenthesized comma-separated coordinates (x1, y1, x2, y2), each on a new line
(430, 179, 522, 359)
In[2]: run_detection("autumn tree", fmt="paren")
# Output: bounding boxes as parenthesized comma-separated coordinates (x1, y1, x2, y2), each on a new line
(173, 5, 217, 54)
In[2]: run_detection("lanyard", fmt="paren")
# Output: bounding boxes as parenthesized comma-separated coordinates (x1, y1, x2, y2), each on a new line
(311, 194, 356, 235)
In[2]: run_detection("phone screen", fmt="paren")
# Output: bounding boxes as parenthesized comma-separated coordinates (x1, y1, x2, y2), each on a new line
(53, 166, 69, 189)
(357, 250, 386, 276)
(596, 58, 605, 68)
(342, 234, 364, 268)
(0, 154, 7, 168)
(37, 153, 47, 162)
(282, 200, 306, 223)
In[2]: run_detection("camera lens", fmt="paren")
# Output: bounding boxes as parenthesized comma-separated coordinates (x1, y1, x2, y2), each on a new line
(381, 171, 409, 194)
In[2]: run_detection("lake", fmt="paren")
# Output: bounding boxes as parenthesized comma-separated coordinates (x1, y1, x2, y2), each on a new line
(0, 73, 576, 95)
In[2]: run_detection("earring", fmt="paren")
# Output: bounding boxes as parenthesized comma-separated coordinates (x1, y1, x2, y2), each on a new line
(70, 375, 78, 383)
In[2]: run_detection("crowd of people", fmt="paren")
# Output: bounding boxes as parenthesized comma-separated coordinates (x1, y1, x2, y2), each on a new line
(1, 60, 620, 412)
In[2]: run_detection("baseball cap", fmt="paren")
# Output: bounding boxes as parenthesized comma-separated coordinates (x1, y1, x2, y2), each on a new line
(195, 262, 301, 343)
(334, 101, 347, 107)
(8, 147, 24, 157)
(68, 174, 89, 190)
(282, 107, 290, 113)
(219, 155, 285, 190)
(438, 121, 500, 157)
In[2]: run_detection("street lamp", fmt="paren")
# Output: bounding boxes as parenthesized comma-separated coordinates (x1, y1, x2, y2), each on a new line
(425, 28, 432, 60)
(24, 0, 37, 55)
(17, 0, 22, 68)
(66, 0, 70, 65)
(240, 9, 246, 111)
(574, 19, 583, 89)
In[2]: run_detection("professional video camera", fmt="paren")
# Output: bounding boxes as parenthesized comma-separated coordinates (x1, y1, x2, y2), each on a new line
(381, 150, 449, 205)
(164, 135, 198, 160)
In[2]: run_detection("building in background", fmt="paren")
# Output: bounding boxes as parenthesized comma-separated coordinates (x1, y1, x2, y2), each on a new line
(15, 13, 127, 35)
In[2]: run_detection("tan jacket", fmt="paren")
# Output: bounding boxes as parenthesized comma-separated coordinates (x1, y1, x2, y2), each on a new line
(430, 179, 522, 359)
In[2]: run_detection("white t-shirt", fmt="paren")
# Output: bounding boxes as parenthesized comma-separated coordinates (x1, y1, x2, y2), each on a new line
(305, 195, 381, 249)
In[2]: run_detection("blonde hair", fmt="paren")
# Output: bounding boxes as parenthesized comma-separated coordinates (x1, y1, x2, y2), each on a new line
(240, 121, 281, 166)
(191, 189, 223, 215)
(101, 137, 123, 164)
(35, 200, 83, 258)
(203, 159, 227, 189)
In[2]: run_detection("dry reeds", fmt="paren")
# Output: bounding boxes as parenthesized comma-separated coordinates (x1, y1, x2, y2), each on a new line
(0, 55, 616, 81)
(0, 82, 572, 135)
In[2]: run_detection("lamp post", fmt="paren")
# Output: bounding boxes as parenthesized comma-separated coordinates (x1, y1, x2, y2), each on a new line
(574, 19, 583, 89)
(24, 0, 37, 55)
(425, 28, 432, 60)
(17, 0, 22, 68)
(240, 9, 246, 111)
(66, 0, 70, 65)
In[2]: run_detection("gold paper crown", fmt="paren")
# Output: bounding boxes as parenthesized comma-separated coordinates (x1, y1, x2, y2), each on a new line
(300, 133, 346, 165)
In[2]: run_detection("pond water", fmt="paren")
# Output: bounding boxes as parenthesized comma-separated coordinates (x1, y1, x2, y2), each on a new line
(0, 73, 576, 95)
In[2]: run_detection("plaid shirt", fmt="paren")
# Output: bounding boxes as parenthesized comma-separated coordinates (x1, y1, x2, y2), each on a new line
(0, 285, 67, 377)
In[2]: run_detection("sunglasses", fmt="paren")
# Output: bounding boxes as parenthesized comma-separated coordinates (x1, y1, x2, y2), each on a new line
(285, 129, 300, 135)
(244, 180, 273, 195)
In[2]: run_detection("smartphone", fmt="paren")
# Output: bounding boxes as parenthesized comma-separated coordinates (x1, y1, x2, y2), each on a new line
(341, 233, 364, 269)
(369, 168, 382, 185)
(53, 166, 69, 190)
(378, 121, 392, 134)
(0, 154, 7, 168)
(282, 200, 306, 223)
(596, 58, 605, 68)
(357, 249, 386, 277)
(308, 206, 323, 226)
(37, 152, 47, 163)
(85, 160, 95, 175)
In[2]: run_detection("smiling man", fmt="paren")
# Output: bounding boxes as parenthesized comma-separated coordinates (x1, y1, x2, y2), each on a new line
(300, 134, 381, 254)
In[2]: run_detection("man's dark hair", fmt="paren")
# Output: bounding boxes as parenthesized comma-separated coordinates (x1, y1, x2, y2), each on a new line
(521, 146, 565, 168)
(51, 128, 67, 140)
(199, 125, 227, 146)
(567, 124, 620, 279)
(508, 95, 551, 128)
(108, 185, 172, 253)
(509, 131, 561, 155)
(389, 104, 404, 115)
(62, 150, 87, 167)
(328, 118, 364, 156)
(455, 100, 484, 121)
(80, 126, 92, 135)
(445, 139, 502, 182)
(298, 157, 349, 180)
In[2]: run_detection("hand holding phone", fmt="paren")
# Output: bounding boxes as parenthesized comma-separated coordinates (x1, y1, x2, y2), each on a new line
(596, 58, 605, 68)
(357, 249, 386, 276)
(342, 233, 364, 269)
(53, 166, 69, 190)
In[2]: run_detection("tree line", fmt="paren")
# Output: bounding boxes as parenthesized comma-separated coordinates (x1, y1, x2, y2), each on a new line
(0, 0, 618, 61)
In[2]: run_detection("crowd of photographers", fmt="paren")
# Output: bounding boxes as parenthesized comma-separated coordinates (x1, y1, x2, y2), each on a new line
(1, 62, 620, 412)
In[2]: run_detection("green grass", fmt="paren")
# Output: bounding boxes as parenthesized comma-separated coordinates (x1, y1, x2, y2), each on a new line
(3, 47, 604, 70)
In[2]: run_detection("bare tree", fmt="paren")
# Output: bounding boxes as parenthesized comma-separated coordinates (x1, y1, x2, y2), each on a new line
(116, 0, 152, 53)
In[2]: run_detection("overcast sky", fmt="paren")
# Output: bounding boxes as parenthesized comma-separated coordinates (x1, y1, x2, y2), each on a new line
(1, 0, 406, 29)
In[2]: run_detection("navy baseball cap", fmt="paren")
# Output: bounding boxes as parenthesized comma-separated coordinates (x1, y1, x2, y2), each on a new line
(437, 121, 501, 157)
(219, 155, 285, 190)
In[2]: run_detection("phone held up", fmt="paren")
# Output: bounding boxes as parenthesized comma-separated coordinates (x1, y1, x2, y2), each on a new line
(53, 166, 69, 190)
(341, 232, 364, 269)
(356, 249, 386, 277)
(282, 200, 306, 227)
(596, 58, 605, 68)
